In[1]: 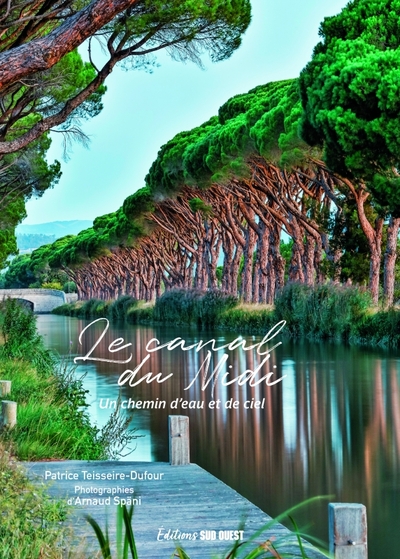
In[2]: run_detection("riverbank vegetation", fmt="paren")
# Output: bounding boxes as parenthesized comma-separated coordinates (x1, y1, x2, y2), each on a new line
(0, 299, 134, 460)
(0, 442, 73, 559)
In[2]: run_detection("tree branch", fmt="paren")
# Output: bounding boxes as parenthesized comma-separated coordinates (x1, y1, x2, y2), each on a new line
(0, 0, 140, 90)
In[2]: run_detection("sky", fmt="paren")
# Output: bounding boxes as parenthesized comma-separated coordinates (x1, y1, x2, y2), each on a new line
(23, 0, 349, 225)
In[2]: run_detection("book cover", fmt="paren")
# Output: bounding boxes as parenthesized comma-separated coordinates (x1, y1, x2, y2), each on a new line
(1, 1, 398, 558)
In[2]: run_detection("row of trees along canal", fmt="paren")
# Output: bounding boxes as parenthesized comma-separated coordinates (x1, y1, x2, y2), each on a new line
(4, 1, 400, 306)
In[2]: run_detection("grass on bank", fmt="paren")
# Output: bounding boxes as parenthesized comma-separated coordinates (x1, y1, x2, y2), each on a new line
(53, 295, 154, 324)
(0, 298, 135, 461)
(0, 442, 69, 559)
(53, 282, 400, 348)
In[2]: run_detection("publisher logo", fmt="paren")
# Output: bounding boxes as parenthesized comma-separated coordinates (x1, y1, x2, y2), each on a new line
(157, 528, 244, 542)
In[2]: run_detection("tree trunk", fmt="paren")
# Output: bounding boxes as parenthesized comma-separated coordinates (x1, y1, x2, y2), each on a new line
(0, 0, 140, 90)
(384, 217, 400, 307)
(241, 223, 257, 303)
(302, 234, 315, 286)
(368, 218, 384, 305)
(343, 181, 383, 305)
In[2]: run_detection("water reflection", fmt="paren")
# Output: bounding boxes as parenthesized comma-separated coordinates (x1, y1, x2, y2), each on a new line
(37, 314, 400, 559)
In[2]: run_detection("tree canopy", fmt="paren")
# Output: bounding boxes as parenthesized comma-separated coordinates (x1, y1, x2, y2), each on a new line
(0, 0, 251, 154)
(299, 0, 400, 213)
(145, 79, 315, 195)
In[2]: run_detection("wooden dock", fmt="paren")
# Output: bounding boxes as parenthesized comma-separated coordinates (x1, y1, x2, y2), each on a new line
(27, 460, 327, 559)
(23, 417, 366, 558)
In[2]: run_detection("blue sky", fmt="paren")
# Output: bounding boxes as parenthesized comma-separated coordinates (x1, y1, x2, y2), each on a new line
(24, 0, 349, 225)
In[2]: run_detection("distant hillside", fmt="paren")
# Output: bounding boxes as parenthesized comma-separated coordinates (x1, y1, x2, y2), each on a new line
(17, 233, 56, 251)
(16, 220, 93, 237)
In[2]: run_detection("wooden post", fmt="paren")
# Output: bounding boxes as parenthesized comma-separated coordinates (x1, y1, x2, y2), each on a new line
(1, 400, 17, 428)
(329, 503, 367, 559)
(169, 415, 190, 465)
(0, 380, 11, 396)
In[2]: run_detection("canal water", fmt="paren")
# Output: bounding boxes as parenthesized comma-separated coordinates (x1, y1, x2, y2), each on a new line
(37, 314, 400, 558)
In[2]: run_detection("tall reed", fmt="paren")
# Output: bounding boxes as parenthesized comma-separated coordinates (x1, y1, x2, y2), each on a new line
(274, 282, 371, 340)
(154, 289, 238, 327)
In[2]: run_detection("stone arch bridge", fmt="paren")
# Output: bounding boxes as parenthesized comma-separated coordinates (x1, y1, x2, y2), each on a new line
(0, 289, 70, 313)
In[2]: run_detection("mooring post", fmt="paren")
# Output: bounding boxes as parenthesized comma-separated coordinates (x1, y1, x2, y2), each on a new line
(1, 400, 17, 428)
(169, 415, 190, 466)
(329, 503, 367, 559)
(0, 380, 11, 396)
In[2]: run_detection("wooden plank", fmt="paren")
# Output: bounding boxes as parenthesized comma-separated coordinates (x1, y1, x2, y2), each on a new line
(1, 400, 17, 428)
(169, 415, 190, 465)
(329, 503, 367, 559)
(27, 460, 328, 559)
(0, 380, 11, 396)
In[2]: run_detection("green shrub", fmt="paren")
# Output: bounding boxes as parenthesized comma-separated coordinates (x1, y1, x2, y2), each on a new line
(52, 302, 76, 315)
(127, 305, 155, 324)
(63, 281, 77, 293)
(0, 298, 55, 376)
(352, 308, 400, 347)
(274, 282, 371, 340)
(0, 443, 70, 559)
(219, 306, 275, 332)
(109, 295, 138, 320)
(42, 281, 63, 290)
(154, 289, 238, 327)
(79, 298, 109, 318)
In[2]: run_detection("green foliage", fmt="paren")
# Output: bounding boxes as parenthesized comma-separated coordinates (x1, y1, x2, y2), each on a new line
(0, 298, 55, 376)
(145, 117, 219, 194)
(53, 299, 156, 325)
(52, 302, 80, 316)
(63, 280, 77, 293)
(1, 237, 73, 288)
(86, 505, 138, 559)
(280, 239, 294, 281)
(0, 299, 137, 460)
(0, 198, 26, 268)
(126, 304, 155, 324)
(299, 0, 400, 213)
(145, 79, 310, 197)
(76, 299, 110, 318)
(122, 187, 155, 220)
(218, 305, 275, 332)
(42, 280, 63, 290)
(110, 0, 252, 64)
(44, 202, 152, 269)
(325, 198, 374, 284)
(54, 286, 400, 348)
(0, 0, 252, 261)
(41, 79, 317, 270)
(353, 308, 400, 347)
(0, 300, 103, 459)
(154, 288, 238, 327)
(274, 282, 372, 340)
(0, 442, 70, 559)
(0, 135, 62, 269)
(188, 197, 213, 217)
(2, 254, 35, 288)
(109, 296, 138, 321)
